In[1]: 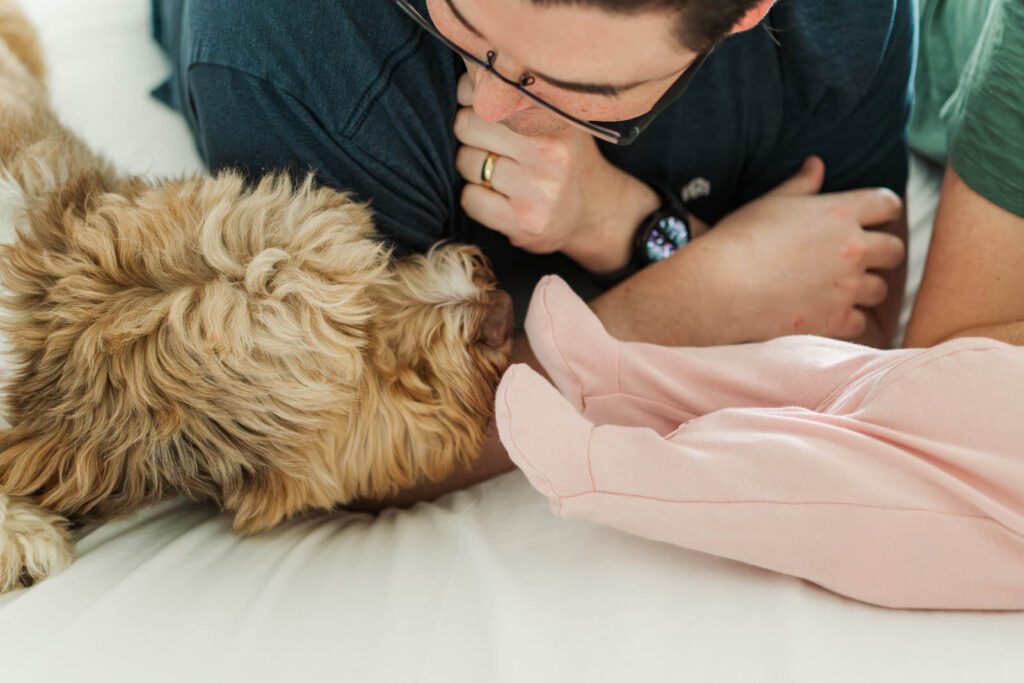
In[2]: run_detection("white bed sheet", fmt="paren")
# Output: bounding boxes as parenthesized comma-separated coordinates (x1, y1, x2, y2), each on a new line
(2, 2, 1023, 681)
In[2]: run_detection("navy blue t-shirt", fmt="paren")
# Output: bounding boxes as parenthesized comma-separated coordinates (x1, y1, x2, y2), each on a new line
(153, 0, 913, 262)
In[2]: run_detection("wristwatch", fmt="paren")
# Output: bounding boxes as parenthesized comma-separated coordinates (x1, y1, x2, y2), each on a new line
(634, 187, 691, 266)
(595, 184, 691, 285)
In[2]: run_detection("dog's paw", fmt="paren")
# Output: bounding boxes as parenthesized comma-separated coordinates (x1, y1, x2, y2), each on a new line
(0, 492, 73, 592)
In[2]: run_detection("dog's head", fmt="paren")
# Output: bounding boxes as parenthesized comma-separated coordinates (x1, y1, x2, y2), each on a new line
(0, 171, 512, 531)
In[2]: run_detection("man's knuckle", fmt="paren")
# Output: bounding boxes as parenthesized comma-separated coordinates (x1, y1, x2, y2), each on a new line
(833, 277, 858, 299)
(842, 237, 868, 261)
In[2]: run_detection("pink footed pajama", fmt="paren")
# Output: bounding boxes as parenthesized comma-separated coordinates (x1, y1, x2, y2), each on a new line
(494, 276, 1024, 609)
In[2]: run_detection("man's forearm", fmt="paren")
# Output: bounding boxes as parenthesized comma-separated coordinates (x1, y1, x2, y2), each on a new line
(595, 208, 909, 349)
(590, 219, 763, 347)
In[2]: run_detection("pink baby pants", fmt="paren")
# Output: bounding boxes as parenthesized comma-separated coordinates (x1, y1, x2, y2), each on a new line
(495, 276, 1024, 610)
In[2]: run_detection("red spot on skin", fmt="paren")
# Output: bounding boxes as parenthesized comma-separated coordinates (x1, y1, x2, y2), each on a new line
(792, 316, 806, 331)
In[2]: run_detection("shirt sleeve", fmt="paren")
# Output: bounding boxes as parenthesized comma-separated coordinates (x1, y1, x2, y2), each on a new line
(946, 0, 1024, 218)
(181, 62, 462, 254)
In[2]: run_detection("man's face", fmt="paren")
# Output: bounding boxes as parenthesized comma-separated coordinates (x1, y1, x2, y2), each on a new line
(425, 0, 699, 137)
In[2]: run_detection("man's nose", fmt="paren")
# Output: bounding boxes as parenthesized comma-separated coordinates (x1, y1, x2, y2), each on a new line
(471, 69, 532, 123)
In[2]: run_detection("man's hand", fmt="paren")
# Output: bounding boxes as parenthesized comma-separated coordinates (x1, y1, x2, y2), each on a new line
(593, 156, 906, 347)
(453, 75, 658, 274)
(703, 156, 906, 341)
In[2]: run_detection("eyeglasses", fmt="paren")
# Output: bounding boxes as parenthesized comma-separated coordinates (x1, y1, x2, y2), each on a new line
(393, 0, 712, 146)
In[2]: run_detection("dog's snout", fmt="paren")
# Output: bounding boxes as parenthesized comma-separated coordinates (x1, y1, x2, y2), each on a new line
(480, 289, 514, 348)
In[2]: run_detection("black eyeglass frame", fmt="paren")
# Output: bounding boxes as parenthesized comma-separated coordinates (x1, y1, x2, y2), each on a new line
(393, 0, 713, 147)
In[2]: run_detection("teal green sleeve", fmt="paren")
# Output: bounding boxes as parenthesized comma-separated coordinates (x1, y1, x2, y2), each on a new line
(946, 0, 1024, 217)
(909, 0, 991, 164)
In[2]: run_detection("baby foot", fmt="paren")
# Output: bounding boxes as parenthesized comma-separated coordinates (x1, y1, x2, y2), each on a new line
(495, 364, 597, 508)
(524, 275, 620, 411)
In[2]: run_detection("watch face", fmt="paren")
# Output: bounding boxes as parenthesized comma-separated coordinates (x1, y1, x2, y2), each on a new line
(643, 215, 690, 262)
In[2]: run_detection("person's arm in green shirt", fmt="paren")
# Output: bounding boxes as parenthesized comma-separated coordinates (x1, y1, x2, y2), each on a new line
(905, 0, 1024, 347)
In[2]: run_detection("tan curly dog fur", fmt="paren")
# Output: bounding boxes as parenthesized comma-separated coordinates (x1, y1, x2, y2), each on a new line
(0, 0, 512, 592)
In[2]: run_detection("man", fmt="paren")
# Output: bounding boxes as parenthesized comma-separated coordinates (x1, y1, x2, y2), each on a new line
(153, 0, 913, 505)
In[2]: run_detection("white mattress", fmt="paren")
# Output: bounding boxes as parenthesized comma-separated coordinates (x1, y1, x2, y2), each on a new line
(2, 2, 1023, 681)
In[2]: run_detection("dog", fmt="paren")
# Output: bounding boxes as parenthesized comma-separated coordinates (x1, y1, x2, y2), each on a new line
(0, 0, 514, 592)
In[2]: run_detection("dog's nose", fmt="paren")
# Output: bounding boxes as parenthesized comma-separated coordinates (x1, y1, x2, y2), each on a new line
(480, 289, 514, 348)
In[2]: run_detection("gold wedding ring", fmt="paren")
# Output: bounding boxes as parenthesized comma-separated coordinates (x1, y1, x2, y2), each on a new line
(480, 151, 499, 190)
